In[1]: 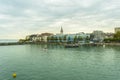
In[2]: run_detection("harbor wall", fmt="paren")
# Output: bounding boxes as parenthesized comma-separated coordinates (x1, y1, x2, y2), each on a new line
(0, 42, 120, 46)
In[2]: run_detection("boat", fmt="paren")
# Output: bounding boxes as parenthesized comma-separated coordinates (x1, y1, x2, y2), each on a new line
(64, 43, 79, 48)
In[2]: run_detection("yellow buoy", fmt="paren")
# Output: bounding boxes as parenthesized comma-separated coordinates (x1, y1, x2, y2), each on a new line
(12, 73, 17, 78)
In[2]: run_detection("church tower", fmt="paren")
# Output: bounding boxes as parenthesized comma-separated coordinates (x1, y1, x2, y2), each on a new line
(60, 27, 63, 34)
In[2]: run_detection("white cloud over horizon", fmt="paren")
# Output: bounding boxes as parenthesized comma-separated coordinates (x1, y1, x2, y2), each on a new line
(0, 0, 120, 39)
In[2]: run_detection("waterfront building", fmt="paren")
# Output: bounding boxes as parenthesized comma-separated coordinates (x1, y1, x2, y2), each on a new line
(65, 33, 90, 43)
(41, 33, 53, 42)
(76, 32, 90, 39)
(115, 27, 120, 33)
(66, 34, 76, 42)
(29, 34, 38, 42)
(51, 34, 75, 43)
(92, 30, 105, 42)
(36, 34, 42, 42)
(49, 27, 65, 42)
(50, 32, 91, 43)
(25, 33, 53, 42)
(52, 34, 65, 42)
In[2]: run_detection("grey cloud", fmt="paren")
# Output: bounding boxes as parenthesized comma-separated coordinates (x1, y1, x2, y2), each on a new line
(0, 0, 120, 39)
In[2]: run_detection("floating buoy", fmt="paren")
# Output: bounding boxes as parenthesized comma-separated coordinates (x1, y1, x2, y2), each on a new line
(12, 73, 17, 78)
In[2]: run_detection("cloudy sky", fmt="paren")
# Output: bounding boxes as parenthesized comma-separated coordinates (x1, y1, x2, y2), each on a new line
(0, 0, 120, 39)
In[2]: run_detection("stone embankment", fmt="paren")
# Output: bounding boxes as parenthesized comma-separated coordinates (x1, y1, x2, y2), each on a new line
(0, 42, 120, 46)
(0, 42, 31, 46)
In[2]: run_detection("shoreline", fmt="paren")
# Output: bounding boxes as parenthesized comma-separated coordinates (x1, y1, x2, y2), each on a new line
(0, 42, 120, 46)
(0, 42, 31, 46)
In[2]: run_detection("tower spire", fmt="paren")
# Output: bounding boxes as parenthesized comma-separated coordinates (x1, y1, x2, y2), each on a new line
(60, 26, 63, 34)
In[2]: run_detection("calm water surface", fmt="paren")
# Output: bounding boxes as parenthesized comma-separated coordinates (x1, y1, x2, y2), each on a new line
(0, 39, 18, 43)
(0, 44, 120, 80)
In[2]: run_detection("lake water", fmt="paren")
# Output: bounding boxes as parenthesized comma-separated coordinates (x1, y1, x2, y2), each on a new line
(0, 44, 120, 80)
(0, 39, 18, 43)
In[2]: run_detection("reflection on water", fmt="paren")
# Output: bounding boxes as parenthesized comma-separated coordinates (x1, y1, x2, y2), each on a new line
(0, 44, 120, 80)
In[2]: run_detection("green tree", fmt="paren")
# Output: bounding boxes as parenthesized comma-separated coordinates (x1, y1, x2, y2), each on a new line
(78, 36, 83, 41)
(85, 36, 90, 43)
(114, 31, 120, 39)
(63, 35, 67, 42)
(59, 37, 62, 42)
(90, 34, 94, 41)
(54, 37, 58, 42)
(74, 36, 78, 43)
(19, 39, 26, 43)
(47, 36, 50, 42)
(51, 36, 54, 42)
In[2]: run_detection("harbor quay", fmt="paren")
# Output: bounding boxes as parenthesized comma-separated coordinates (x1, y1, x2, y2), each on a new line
(1, 42, 120, 47)
(0, 42, 31, 46)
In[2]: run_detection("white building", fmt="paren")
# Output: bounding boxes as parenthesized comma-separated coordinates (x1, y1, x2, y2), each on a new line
(41, 33, 53, 42)
(92, 30, 105, 42)
(76, 32, 90, 39)
(25, 33, 53, 42)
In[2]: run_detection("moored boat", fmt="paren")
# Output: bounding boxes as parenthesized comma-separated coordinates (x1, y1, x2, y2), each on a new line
(64, 43, 79, 48)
